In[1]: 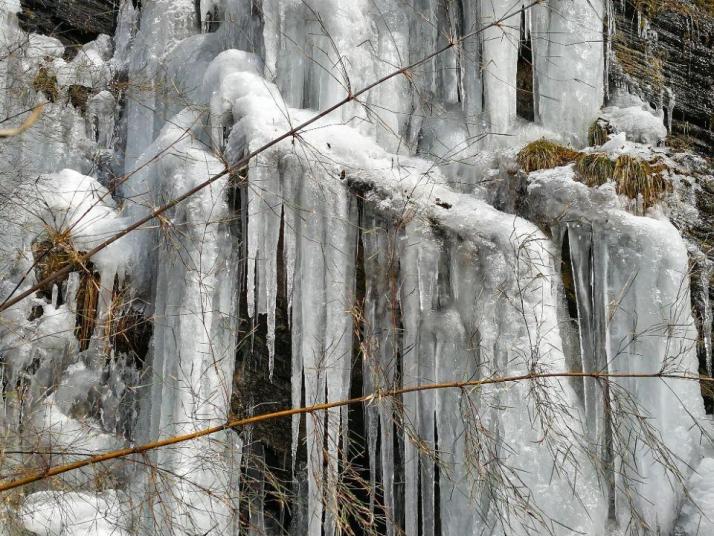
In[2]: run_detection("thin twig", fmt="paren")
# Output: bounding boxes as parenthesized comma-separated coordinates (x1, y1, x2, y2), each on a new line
(0, 0, 542, 314)
(0, 369, 708, 493)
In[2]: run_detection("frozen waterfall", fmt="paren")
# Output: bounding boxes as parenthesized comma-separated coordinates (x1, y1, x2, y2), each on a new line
(0, 0, 712, 535)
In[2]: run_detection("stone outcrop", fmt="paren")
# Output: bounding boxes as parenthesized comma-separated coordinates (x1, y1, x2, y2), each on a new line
(610, 0, 714, 153)
(18, 0, 118, 57)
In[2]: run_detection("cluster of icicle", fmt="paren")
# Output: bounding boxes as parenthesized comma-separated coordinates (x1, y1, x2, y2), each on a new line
(0, 0, 712, 535)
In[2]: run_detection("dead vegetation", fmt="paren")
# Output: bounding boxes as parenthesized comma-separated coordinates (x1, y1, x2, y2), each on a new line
(518, 140, 672, 210)
(31, 227, 80, 300)
(516, 139, 579, 172)
(633, 0, 714, 18)
(67, 84, 92, 114)
(74, 270, 101, 351)
(31, 233, 151, 355)
(32, 66, 59, 103)
(574, 152, 671, 209)
(588, 119, 612, 147)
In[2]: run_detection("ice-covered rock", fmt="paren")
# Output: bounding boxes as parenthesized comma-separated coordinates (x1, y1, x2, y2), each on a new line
(600, 105, 668, 146)
(21, 491, 129, 536)
(675, 457, 714, 535)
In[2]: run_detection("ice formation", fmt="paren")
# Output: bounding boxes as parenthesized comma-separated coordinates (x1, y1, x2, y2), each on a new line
(0, 0, 712, 535)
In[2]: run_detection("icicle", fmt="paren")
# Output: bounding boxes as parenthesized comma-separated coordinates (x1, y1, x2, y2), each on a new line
(398, 222, 422, 536)
(533, 0, 605, 144)
(481, 0, 519, 134)
(321, 176, 356, 536)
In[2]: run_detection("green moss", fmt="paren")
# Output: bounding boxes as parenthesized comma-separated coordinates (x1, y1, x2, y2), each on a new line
(517, 139, 579, 173)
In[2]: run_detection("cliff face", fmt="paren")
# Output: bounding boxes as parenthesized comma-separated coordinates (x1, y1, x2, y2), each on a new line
(18, 0, 714, 151)
(18, 0, 118, 57)
(610, 0, 714, 153)
(2, 1, 714, 535)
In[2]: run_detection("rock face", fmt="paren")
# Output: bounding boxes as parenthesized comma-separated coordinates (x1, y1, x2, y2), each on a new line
(18, 0, 118, 56)
(610, 0, 714, 153)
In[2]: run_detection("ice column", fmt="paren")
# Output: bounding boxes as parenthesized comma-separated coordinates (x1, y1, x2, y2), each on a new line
(137, 122, 240, 533)
(532, 0, 605, 143)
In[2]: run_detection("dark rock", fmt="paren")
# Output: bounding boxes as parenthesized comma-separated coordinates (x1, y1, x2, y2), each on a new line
(67, 84, 92, 113)
(609, 0, 714, 154)
(18, 0, 118, 59)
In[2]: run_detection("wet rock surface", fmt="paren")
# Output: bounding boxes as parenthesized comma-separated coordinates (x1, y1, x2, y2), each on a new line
(610, 0, 714, 153)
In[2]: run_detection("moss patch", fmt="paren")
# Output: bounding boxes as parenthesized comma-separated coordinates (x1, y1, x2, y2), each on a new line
(517, 139, 579, 173)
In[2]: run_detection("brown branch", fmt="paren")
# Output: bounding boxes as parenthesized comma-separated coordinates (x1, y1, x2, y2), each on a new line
(0, 369, 709, 493)
(0, 104, 43, 138)
(0, 0, 542, 314)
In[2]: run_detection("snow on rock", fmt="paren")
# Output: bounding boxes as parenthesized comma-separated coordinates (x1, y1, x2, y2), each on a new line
(675, 457, 714, 535)
(21, 491, 129, 536)
(600, 105, 668, 146)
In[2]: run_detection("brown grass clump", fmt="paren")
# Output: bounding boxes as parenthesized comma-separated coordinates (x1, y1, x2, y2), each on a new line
(574, 153, 616, 184)
(67, 84, 91, 114)
(31, 227, 101, 349)
(613, 154, 670, 207)
(588, 119, 611, 147)
(75, 270, 101, 351)
(574, 153, 670, 209)
(32, 66, 59, 103)
(517, 139, 579, 173)
(32, 227, 77, 299)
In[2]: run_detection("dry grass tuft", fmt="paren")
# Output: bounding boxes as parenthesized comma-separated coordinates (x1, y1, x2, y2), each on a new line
(588, 119, 611, 147)
(613, 154, 670, 207)
(32, 227, 77, 297)
(32, 66, 59, 103)
(31, 227, 101, 349)
(517, 139, 579, 173)
(75, 270, 101, 351)
(574, 153, 616, 184)
(574, 153, 670, 209)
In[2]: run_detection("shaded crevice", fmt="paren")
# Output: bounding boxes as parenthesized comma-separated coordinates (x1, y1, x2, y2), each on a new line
(203, 5, 220, 33)
(516, 9, 534, 122)
(345, 200, 389, 534)
(561, 230, 580, 324)
(231, 200, 294, 532)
